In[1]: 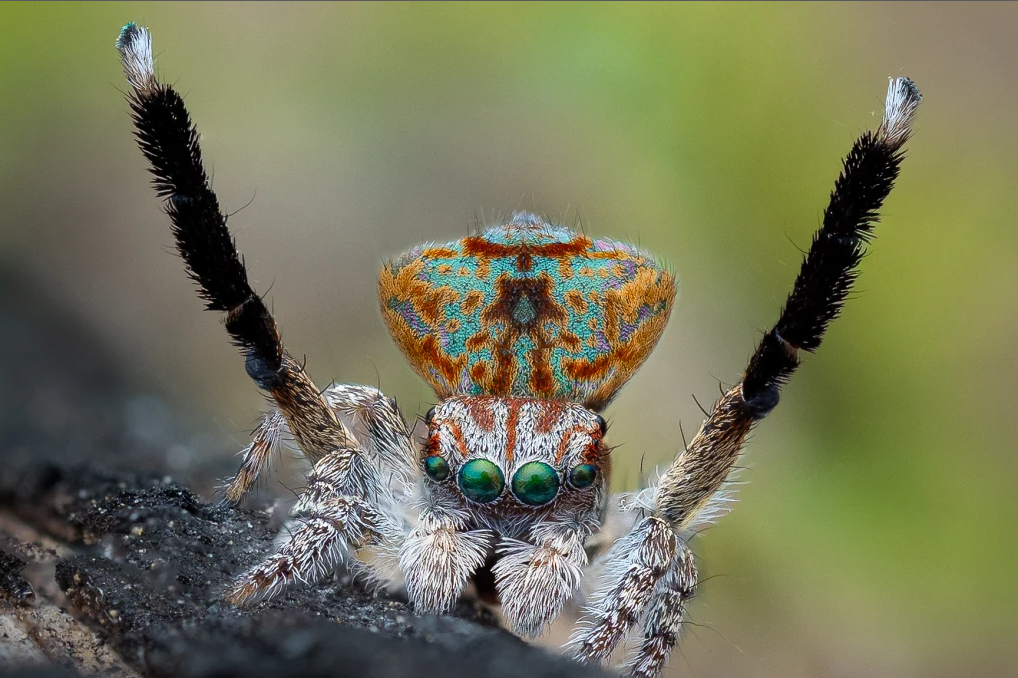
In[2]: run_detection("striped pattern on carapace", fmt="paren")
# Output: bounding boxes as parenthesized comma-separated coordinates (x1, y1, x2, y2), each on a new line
(426, 396, 605, 488)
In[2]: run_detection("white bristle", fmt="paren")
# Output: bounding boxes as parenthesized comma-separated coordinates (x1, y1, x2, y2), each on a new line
(879, 76, 922, 146)
(115, 22, 154, 92)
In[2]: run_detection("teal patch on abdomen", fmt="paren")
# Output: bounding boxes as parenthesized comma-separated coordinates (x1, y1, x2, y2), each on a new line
(379, 212, 677, 409)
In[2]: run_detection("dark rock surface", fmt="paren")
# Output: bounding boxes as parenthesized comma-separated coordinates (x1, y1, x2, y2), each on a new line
(0, 547, 34, 605)
(0, 268, 604, 678)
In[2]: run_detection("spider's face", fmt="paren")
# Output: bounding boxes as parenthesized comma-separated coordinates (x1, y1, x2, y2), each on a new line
(422, 396, 608, 513)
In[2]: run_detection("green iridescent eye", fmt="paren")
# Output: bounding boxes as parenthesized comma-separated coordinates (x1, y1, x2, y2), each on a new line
(568, 463, 597, 489)
(457, 459, 505, 503)
(424, 455, 449, 482)
(511, 461, 560, 506)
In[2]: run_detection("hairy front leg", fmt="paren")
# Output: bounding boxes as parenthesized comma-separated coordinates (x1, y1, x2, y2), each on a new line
(223, 384, 416, 505)
(224, 445, 399, 604)
(570, 516, 678, 663)
(626, 546, 697, 678)
(222, 409, 288, 505)
(324, 384, 418, 485)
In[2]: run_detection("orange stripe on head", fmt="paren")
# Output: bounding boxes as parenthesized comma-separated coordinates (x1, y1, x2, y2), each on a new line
(555, 425, 589, 465)
(504, 400, 522, 464)
(445, 420, 470, 458)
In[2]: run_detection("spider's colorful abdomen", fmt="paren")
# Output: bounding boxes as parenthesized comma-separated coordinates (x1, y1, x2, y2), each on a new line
(378, 212, 676, 409)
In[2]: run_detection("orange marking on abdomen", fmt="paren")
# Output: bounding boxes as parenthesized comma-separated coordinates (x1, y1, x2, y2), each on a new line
(462, 235, 592, 259)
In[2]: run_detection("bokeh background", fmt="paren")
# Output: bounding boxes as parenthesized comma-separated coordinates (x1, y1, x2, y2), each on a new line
(2, 2, 1016, 677)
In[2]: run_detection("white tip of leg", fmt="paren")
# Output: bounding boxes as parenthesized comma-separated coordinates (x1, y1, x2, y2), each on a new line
(878, 77, 922, 147)
(115, 22, 154, 92)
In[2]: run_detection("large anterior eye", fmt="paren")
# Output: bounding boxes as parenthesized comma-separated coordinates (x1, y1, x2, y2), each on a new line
(511, 461, 560, 506)
(457, 459, 505, 503)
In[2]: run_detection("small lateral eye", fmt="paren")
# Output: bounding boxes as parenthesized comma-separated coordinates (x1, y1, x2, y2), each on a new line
(424, 405, 437, 425)
(511, 461, 560, 507)
(568, 463, 598, 489)
(594, 414, 608, 436)
(458, 459, 505, 503)
(424, 455, 449, 481)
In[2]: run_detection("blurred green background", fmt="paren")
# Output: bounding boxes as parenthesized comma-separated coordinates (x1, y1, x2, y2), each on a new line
(2, 2, 1016, 676)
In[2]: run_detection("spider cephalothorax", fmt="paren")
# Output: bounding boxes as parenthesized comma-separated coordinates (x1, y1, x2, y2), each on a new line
(115, 22, 920, 678)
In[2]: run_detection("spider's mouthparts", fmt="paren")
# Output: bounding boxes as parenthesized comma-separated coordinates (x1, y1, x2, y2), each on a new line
(879, 76, 922, 147)
(115, 21, 155, 93)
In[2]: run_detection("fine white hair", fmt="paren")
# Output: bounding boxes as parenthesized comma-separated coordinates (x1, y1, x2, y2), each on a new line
(115, 22, 154, 92)
(879, 76, 922, 146)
